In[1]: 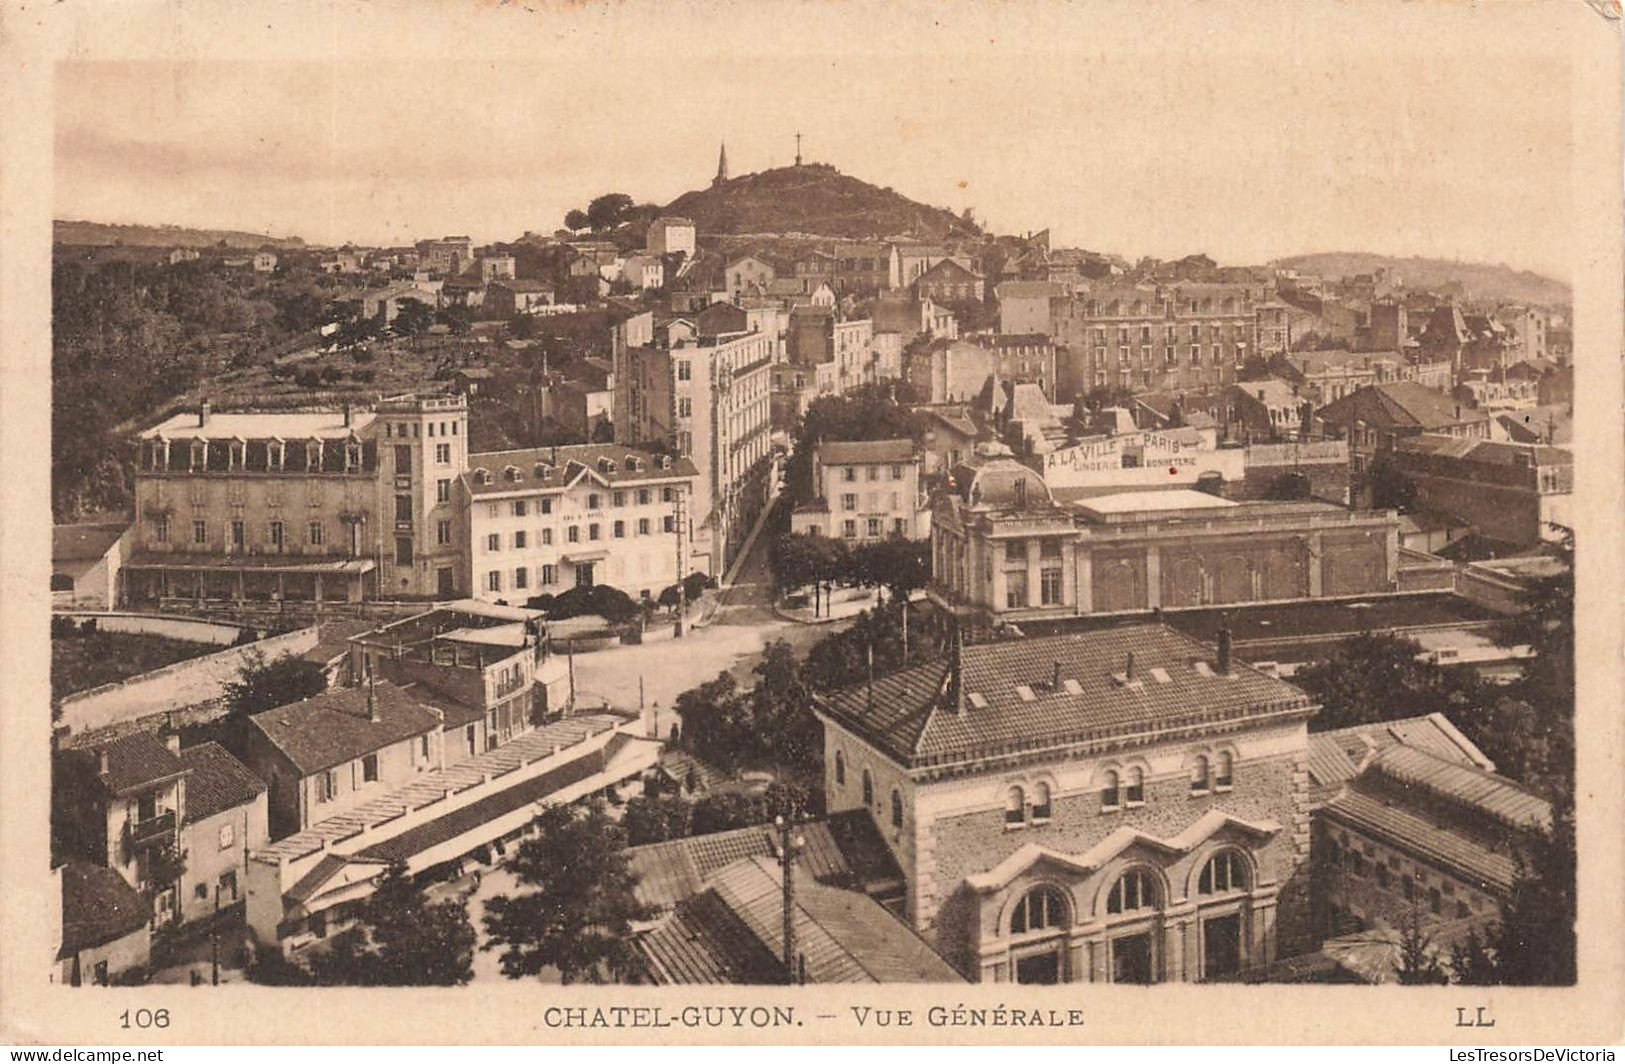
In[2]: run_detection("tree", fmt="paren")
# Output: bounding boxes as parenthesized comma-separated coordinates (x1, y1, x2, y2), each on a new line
(1449, 928, 1498, 986)
(621, 794, 694, 846)
(1394, 906, 1448, 985)
(1489, 791, 1576, 985)
(850, 538, 930, 600)
(672, 671, 755, 771)
(1238, 354, 1273, 381)
(224, 652, 327, 727)
(563, 209, 589, 232)
(749, 640, 821, 771)
(1367, 452, 1417, 511)
(391, 297, 434, 338)
(482, 802, 651, 984)
(436, 304, 474, 336)
(1291, 633, 1483, 734)
(307, 863, 476, 986)
(586, 193, 634, 232)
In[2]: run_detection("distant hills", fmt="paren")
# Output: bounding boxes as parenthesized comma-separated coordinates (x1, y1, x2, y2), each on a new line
(54, 219, 306, 250)
(1270, 252, 1569, 307)
(661, 163, 981, 242)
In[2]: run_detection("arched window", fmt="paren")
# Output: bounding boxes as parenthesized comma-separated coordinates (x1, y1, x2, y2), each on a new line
(1107, 868, 1159, 915)
(861, 769, 873, 807)
(1005, 785, 1026, 825)
(1214, 751, 1234, 791)
(1124, 766, 1145, 806)
(890, 789, 903, 829)
(1010, 885, 1068, 935)
(1190, 755, 1211, 795)
(834, 750, 846, 787)
(1031, 782, 1052, 821)
(1198, 850, 1248, 895)
(50, 572, 74, 592)
(1100, 770, 1120, 810)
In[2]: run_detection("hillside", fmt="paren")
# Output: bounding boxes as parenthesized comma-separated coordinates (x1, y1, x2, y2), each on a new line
(662, 164, 980, 241)
(1270, 252, 1569, 307)
(54, 219, 306, 250)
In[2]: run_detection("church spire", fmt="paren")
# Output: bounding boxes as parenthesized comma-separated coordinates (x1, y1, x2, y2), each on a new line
(714, 142, 729, 186)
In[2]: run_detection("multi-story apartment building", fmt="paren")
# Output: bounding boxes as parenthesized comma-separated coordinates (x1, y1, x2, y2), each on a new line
(790, 439, 928, 542)
(813, 624, 1319, 983)
(1053, 283, 1257, 396)
(416, 236, 474, 276)
(615, 327, 774, 576)
(374, 393, 470, 598)
(646, 217, 696, 258)
(129, 404, 385, 607)
(458, 443, 699, 602)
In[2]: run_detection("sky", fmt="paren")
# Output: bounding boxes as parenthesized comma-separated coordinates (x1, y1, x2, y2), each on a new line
(52, 1, 1577, 279)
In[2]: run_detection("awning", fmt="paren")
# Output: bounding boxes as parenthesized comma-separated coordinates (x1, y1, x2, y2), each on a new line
(561, 550, 609, 565)
(125, 553, 375, 574)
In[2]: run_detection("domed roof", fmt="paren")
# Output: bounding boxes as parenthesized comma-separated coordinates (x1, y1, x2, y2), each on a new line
(952, 458, 1054, 511)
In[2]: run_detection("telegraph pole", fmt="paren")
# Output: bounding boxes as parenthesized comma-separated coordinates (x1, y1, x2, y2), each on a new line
(776, 815, 804, 985)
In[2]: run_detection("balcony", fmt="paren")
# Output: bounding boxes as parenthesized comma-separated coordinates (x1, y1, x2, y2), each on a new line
(492, 673, 526, 700)
(128, 810, 176, 848)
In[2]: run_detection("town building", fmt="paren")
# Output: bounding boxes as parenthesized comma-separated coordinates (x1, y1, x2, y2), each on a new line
(478, 255, 517, 282)
(790, 439, 928, 543)
(812, 623, 1319, 983)
(871, 294, 960, 345)
(724, 255, 777, 300)
(176, 742, 268, 924)
(416, 236, 474, 276)
(1315, 382, 1493, 479)
(907, 335, 1056, 406)
(929, 459, 1399, 624)
(889, 243, 961, 291)
(459, 443, 699, 601)
(1388, 436, 1573, 549)
(995, 281, 1065, 336)
(1366, 299, 1409, 353)
(1051, 283, 1257, 397)
(1312, 732, 1550, 947)
(614, 327, 775, 576)
(646, 217, 697, 258)
(831, 241, 892, 294)
(912, 258, 985, 304)
(55, 862, 152, 986)
(484, 279, 556, 318)
(252, 252, 278, 274)
(346, 601, 572, 761)
(619, 254, 665, 292)
(242, 681, 447, 840)
(51, 521, 132, 609)
(1268, 350, 1451, 406)
(246, 710, 658, 953)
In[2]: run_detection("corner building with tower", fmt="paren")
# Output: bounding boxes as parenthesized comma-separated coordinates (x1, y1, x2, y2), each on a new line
(812, 623, 1317, 984)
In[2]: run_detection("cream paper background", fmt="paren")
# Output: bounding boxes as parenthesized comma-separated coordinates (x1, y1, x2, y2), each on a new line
(1, 0, 1620, 1046)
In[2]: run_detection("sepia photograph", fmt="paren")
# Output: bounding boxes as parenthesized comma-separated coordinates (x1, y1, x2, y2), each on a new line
(3, 0, 1622, 1048)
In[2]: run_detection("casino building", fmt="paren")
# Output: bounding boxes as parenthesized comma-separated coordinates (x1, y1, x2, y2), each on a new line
(929, 458, 1399, 624)
(812, 623, 1319, 983)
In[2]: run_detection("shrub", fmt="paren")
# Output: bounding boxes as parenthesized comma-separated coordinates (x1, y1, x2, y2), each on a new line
(50, 615, 77, 639)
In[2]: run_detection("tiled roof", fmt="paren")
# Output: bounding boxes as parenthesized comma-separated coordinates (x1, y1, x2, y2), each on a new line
(1306, 712, 1492, 806)
(640, 856, 961, 984)
(52, 522, 129, 563)
(463, 444, 697, 496)
(816, 439, 914, 465)
(1317, 382, 1484, 431)
(257, 714, 625, 864)
(58, 862, 150, 957)
(1322, 789, 1518, 894)
(94, 731, 185, 796)
(247, 682, 443, 777)
(818, 624, 1316, 771)
(1366, 745, 1551, 832)
(626, 818, 864, 916)
(1393, 435, 1571, 468)
(994, 281, 1064, 299)
(178, 742, 266, 824)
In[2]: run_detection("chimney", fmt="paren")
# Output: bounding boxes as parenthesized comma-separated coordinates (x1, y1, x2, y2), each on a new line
(96, 748, 109, 777)
(342, 402, 353, 428)
(366, 661, 381, 723)
(1217, 627, 1233, 674)
(198, 400, 212, 427)
(163, 730, 181, 755)
(1052, 661, 1062, 691)
(1124, 651, 1135, 681)
(951, 623, 967, 717)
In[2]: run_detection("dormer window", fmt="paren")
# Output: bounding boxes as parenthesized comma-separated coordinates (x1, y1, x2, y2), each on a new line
(474, 468, 492, 485)
(505, 465, 521, 482)
(599, 458, 616, 475)
(534, 463, 548, 479)
(625, 456, 642, 472)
